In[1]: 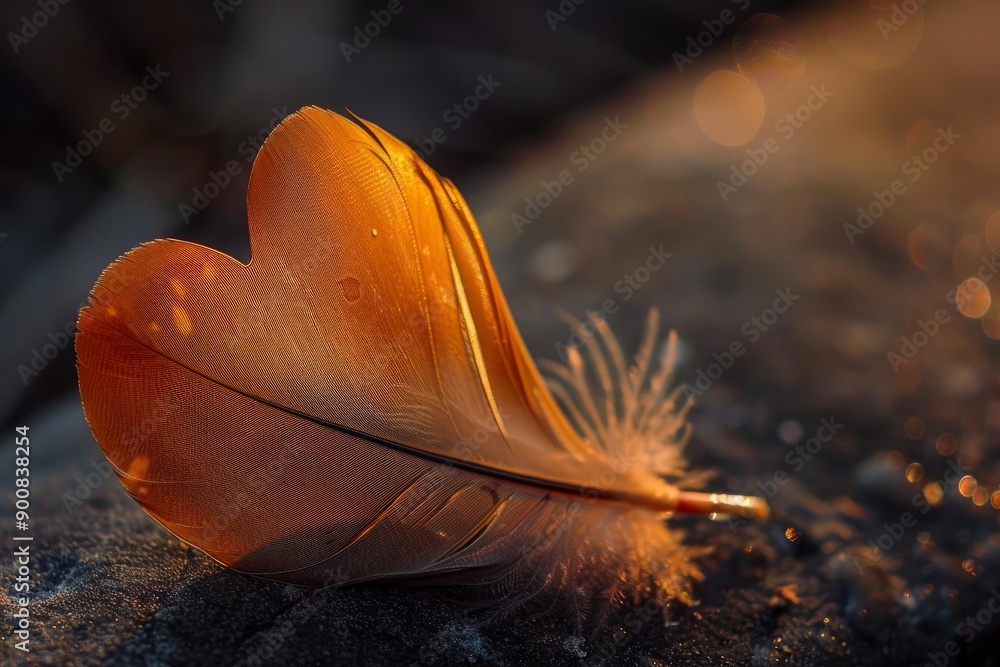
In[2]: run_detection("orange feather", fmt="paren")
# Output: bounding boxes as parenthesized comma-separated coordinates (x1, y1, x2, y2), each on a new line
(76, 107, 766, 610)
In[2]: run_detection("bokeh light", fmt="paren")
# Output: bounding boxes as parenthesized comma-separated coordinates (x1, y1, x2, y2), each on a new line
(694, 70, 765, 146)
(530, 241, 576, 283)
(955, 278, 991, 319)
(981, 305, 1000, 339)
(885, 450, 905, 470)
(905, 462, 924, 483)
(904, 417, 925, 439)
(923, 482, 944, 506)
(935, 433, 957, 456)
(958, 475, 978, 497)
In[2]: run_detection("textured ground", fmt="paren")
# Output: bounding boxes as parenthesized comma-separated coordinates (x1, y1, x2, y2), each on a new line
(4, 2, 1000, 665)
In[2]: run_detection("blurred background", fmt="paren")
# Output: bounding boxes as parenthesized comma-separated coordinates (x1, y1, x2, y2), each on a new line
(0, 0, 818, 428)
(4, 1, 1000, 665)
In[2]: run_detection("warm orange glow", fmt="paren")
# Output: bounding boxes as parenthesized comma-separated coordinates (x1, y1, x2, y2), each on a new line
(74, 107, 763, 599)
(956, 278, 991, 319)
(904, 417, 925, 439)
(884, 450, 905, 470)
(981, 306, 1000, 339)
(958, 475, 977, 497)
(935, 433, 957, 457)
(923, 482, 944, 506)
(693, 70, 765, 146)
(170, 277, 187, 300)
(171, 304, 194, 336)
(905, 462, 924, 483)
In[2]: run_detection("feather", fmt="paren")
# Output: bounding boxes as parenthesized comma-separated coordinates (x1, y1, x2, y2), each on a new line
(75, 107, 767, 613)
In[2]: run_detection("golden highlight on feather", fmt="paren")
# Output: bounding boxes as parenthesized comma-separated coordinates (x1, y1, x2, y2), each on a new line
(74, 106, 768, 629)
